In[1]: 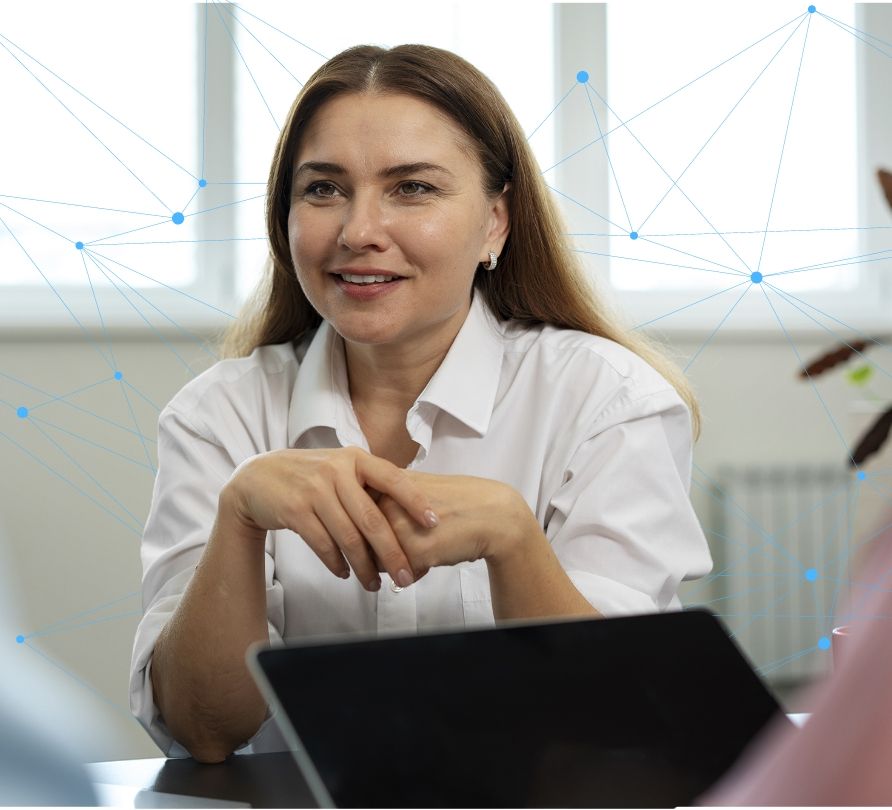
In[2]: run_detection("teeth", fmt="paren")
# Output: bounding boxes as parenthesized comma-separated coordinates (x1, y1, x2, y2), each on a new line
(339, 274, 399, 284)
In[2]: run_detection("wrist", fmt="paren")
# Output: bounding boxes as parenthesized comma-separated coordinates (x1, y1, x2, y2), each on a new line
(218, 483, 267, 543)
(482, 487, 537, 566)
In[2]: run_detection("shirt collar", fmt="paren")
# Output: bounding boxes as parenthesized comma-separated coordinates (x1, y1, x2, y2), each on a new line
(287, 290, 505, 448)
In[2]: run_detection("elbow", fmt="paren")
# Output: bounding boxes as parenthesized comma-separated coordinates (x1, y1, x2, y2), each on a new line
(185, 740, 234, 764)
(150, 650, 266, 763)
(170, 710, 264, 764)
(172, 719, 245, 764)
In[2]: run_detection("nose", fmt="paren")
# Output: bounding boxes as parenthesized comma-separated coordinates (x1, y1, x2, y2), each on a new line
(338, 190, 392, 254)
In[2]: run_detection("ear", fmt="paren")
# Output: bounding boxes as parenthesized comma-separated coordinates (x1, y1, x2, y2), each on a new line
(486, 182, 511, 255)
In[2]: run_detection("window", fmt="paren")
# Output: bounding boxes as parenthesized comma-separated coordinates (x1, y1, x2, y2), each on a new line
(605, 3, 858, 294)
(552, 3, 892, 333)
(0, 3, 203, 328)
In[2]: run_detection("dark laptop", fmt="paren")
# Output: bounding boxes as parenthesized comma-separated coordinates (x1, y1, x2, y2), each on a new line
(247, 608, 790, 808)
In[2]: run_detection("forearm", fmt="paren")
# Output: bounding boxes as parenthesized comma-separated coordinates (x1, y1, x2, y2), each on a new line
(149, 490, 270, 763)
(485, 497, 601, 622)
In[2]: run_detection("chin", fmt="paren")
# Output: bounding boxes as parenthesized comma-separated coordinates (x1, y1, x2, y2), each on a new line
(330, 315, 405, 346)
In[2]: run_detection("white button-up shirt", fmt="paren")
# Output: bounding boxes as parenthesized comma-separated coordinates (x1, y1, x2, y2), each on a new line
(130, 291, 712, 756)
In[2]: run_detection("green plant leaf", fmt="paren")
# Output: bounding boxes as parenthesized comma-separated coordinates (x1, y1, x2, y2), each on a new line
(847, 364, 874, 386)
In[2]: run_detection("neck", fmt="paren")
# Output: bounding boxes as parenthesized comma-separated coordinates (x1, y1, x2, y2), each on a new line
(345, 333, 448, 417)
(343, 303, 470, 416)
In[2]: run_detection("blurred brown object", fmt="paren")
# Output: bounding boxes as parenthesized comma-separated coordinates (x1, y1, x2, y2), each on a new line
(850, 404, 892, 467)
(799, 338, 871, 378)
(878, 167, 892, 208)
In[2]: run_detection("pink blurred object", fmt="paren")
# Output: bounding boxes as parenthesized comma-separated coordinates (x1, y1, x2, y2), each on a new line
(830, 624, 851, 670)
(701, 534, 892, 806)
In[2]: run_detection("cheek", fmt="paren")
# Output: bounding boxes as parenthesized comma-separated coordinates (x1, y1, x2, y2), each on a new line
(288, 209, 331, 263)
(398, 207, 476, 258)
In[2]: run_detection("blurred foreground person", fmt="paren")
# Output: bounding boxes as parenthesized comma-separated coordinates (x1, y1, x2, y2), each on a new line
(702, 533, 892, 805)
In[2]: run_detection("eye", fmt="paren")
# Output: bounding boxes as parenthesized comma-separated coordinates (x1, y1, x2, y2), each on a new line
(398, 181, 433, 197)
(304, 181, 339, 198)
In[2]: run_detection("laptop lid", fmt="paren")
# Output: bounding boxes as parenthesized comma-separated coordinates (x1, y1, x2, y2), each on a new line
(247, 608, 789, 808)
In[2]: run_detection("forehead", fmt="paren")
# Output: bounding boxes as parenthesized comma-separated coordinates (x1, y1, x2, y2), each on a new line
(295, 92, 477, 169)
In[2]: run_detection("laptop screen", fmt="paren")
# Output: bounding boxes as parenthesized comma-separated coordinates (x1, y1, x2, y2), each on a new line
(250, 609, 788, 808)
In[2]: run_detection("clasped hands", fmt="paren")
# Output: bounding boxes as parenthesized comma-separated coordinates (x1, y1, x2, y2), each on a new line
(223, 446, 531, 592)
(366, 468, 524, 584)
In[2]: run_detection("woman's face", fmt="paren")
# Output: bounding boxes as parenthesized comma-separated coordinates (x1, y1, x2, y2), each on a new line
(287, 92, 509, 348)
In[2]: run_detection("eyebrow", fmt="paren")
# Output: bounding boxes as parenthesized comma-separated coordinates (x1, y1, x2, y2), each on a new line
(293, 161, 455, 180)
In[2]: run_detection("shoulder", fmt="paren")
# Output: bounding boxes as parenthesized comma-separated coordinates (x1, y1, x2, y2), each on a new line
(498, 319, 687, 429)
(161, 338, 311, 442)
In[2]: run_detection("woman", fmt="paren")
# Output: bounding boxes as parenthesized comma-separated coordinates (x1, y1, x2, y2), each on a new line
(130, 44, 712, 764)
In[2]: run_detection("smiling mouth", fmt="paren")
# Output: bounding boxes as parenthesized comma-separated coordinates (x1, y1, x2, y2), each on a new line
(332, 275, 407, 298)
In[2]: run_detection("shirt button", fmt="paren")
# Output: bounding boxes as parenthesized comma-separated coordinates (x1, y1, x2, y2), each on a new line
(389, 579, 403, 593)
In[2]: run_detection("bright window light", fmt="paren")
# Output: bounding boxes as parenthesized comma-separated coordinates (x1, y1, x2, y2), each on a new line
(0, 3, 198, 290)
(603, 2, 858, 294)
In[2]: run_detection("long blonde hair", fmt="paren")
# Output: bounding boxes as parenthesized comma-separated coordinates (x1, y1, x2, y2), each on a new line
(221, 44, 700, 438)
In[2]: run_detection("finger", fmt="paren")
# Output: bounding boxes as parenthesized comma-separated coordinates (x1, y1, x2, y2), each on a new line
(377, 498, 432, 582)
(373, 541, 430, 581)
(372, 551, 386, 573)
(334, 477, 416, 588)
(292, 512, 351, 579)
(356, 453, 439, 529)
(314, 490, 384, 591)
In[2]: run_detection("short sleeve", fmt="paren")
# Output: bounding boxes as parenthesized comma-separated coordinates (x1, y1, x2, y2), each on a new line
(545, 389, 712, 616)
(129, 405, 287, 757)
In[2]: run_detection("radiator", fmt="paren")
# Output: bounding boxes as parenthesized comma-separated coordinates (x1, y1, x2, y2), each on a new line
(706, 464, 855, 684)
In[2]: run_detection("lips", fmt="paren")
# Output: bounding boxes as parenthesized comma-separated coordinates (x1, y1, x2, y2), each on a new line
(336, 273, 402, 284)
(333, 274, 406, 300)
(331, 269, 406, 278)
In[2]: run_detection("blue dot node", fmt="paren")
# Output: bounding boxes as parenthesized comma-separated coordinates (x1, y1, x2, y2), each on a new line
(16, 406, 28, 419)
(804, 568, 818, 582)
(75, 241, 84, 250)
(198, 178, 207, 188)
(114, 371, 123, 380)
(15, 635, 24, 644)
(576, 70, 589, 83)
(817, 636, 831, 650)
(172, 212, 185, 225)
(856, 470, 867, 481)
(751, 271, 763, 283)
(808, 5, 816, 12)
(629, 231, 639, 240)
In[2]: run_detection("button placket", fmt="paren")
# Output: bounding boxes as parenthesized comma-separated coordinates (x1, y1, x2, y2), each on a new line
(376, 573, 418, 634)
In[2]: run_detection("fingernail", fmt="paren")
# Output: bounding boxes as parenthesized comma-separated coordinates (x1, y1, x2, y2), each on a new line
(397, 568, 414, 587)
(424, 509, 439, 528)
(368, 577, 381, 592)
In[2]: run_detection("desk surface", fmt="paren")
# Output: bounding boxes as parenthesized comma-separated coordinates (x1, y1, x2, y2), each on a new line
(86, 751, 316, 808)
(86, 714, 811, 808)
